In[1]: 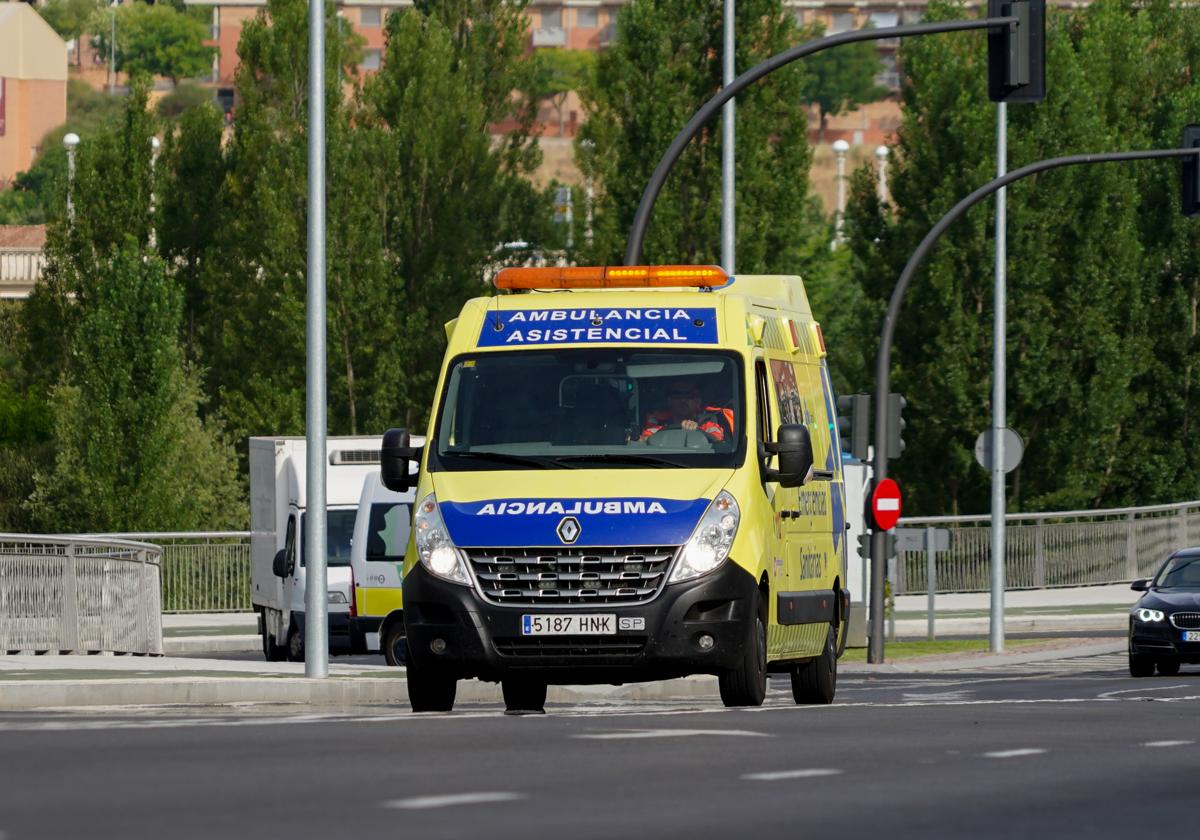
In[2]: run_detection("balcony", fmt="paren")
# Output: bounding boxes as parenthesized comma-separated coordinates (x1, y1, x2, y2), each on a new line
(532, 26, 566, 47)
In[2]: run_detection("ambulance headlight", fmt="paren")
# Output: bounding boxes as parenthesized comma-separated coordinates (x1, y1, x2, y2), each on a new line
(415, 494, 469, 586)
(670, 491, 740, 583)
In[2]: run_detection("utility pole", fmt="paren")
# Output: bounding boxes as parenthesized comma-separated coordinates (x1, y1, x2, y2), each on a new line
(990, 101, 1007, 652)
(721, 0, 735, 274)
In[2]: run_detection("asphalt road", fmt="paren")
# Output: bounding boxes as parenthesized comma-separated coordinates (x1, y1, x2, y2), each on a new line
(0, 654, 1196, 840)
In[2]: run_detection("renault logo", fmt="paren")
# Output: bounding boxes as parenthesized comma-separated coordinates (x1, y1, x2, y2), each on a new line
(556, 516, 581, 544)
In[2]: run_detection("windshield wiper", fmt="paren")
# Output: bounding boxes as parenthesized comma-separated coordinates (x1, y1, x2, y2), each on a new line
(552, 453, 685, 468)
(444, 451, 569, 469)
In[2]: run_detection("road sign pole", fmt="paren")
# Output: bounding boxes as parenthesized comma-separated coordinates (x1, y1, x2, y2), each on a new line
(721, 0, 735, 274)
(990, 101, 1007, 654)
(926, 526, 937, 641)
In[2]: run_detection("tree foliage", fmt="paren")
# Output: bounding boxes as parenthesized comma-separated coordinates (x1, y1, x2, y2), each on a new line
(799, 22, 889, 141)
(841, 0, 1200, 515)
(91, 3, 215, 85)
(578, 0, 816, 270)
(530, 48, 596, 136)
(37, 0, 102, 65)
(27, 240, 241, 532)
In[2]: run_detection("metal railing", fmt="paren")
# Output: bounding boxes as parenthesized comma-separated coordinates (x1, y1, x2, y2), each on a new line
(93, 532, 252, 613)
(0, 534, 163, 654)
(895, 501, 1200, 595)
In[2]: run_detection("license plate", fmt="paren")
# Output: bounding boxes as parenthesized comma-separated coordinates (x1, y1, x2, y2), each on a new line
(521, 614, 616, 636)
(1183, 631, 1200, 642)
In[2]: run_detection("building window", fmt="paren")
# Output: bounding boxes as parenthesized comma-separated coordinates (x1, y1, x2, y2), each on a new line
(362, 49, 382, 71)
(902, 9, 925, 24)
(360, 7, 381, 27)
(829, 11, 856, 34)
(541, 8, 562, 29)
(875, 54, 900, 89)
(576, 7, 598, 28)
(868, 11, 898, 29)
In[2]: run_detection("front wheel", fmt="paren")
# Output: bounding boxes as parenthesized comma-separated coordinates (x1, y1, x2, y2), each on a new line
(502, 678, 548, 714)
(407, 663, 457, 712)
(1129, 651, 1155, 678)
(382, 624, 407, 667)
(791, 625, 837, 705)
(719, 591, 768, 708)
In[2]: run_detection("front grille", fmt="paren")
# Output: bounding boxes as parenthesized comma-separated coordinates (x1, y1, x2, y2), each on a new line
(463, 545, 677, 605)
(1169, 612, 1200, 630)
(493, 636, 646, 659)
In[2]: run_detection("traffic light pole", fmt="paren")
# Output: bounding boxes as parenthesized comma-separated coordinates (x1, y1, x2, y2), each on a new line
(623, 16, 1023, 266)
(867, 145, 1200, 665)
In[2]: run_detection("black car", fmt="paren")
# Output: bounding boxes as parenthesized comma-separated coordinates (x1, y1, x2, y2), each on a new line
(1129, 547, 1200, 677)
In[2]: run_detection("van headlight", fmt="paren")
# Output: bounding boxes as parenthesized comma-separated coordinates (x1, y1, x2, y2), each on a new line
(415, 494, 469, 585)
(1135, 608, 1165, 623)
(669, 491, 740, 583)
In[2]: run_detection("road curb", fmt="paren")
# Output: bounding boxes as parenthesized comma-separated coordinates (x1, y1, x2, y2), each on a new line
(0, 674, 721, 710)
(163, 636, 262, 655)
(840, 639, 1127, 674)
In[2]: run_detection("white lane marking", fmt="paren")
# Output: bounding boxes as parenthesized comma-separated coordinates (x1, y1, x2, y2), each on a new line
(900, 691, 974, 702)
(983, 749, 1047, 759)
(574, 728, 769, 740)
(1098, 685, 1187, 699)
(1144, 740, 1194, 748)
(383, 792, 524, 810)
(742, 769, 843, 781)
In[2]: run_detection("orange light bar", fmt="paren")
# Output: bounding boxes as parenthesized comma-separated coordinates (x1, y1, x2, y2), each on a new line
(494, 265, 728, 290)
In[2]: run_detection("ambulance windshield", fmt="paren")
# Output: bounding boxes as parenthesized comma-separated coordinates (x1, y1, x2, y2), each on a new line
(430, 349, 746, 471)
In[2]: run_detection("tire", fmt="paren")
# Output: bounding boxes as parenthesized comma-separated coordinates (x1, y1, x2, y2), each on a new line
(1156, 657, 1181, 676)
(791, 624, 837, 705)
(719, 590, 768, 708)
(407, 663, 457, 712)
(1129, 651, 1155, 678)
(502, 678, 548, 714)
(382, 624, 407, 667)
(286, 622, 304, 663)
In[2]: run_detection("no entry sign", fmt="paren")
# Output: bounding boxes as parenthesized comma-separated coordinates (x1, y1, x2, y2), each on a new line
(870, 478, 903, 531)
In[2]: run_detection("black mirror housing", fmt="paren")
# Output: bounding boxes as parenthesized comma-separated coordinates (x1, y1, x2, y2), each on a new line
(272, 549, 289, 578)
(381, 428, 420, 492)
(762, 424, 814, 488)
(1130, 578, 1150, 592)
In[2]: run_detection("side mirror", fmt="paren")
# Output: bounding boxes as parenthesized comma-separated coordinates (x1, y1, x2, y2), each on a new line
(762, 424, 814, 488)
(1130, 578, 1150, 592)
(272, 549, 288, 578)
(381, 428, 421, 492)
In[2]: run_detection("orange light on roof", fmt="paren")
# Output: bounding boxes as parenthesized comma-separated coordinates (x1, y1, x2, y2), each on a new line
(494, 265, 728, 290)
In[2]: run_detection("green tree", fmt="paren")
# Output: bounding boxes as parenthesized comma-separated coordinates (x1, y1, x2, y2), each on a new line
(578, 0, 816, 271)
(530, 48, 596, 137)
(27, 240, 241, 532)
(842, 0, 1200, 515)
(37, 0, 102, 66)
(800, 22, 889, 142)
(92, 4, 215, 86)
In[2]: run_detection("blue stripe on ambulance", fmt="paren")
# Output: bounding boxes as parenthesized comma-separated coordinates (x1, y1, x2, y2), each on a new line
(478, 308, 718, 347)
(439, 497, 710, 547)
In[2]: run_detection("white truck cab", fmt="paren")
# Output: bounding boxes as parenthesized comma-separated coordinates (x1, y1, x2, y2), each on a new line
(250, 436, 383, 661)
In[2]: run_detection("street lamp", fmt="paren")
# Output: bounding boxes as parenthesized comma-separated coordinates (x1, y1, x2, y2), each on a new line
(580, 138, 595, 248)
(63, 132, 80, 224)
(832, 139, 850, 248)
(875, 145, 890, 205)
(109, 0, 119, 96)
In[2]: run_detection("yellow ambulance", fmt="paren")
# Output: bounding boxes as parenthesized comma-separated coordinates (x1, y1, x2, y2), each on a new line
(381, 265, 849, 713)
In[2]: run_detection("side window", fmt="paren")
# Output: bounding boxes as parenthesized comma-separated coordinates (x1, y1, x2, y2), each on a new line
(755, 360, 772, 471)
(284, 515, 297, 574)
(367, 503, 411, 562)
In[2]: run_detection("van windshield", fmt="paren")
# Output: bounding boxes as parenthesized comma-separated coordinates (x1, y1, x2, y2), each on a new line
(429, 349, 746, 471)
(298, 509, 356, 567)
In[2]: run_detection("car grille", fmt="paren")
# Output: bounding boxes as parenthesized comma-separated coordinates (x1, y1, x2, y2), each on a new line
(493, 636, 646, 659)
(1169, 612, 1200, 630)
(463, 545, 677, 606)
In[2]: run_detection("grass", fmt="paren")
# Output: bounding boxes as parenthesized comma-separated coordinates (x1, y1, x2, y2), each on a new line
(841, 637, 1048, 662)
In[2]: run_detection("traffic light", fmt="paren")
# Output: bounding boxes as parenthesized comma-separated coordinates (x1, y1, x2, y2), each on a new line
(987, 0, 1045, 103)
(1183, 125, 1200, 217)
(857, 531, 896, 560)
(887, 393, 907, 459)
(836, 393, 871, 461)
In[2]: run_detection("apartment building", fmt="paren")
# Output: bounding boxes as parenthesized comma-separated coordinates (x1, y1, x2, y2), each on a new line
(0, 2, 68, 185)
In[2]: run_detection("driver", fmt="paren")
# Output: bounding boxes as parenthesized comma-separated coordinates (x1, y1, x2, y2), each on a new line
(640, 378, 734, 443)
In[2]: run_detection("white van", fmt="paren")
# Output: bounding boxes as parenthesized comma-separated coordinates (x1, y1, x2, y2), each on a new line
(349, 471, 417, 664)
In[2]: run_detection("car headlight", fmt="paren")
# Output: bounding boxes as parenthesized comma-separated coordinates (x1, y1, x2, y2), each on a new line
(669, 491, 740, 583)
(1135, 608, 1165, 623)
(415, 494, 469, 585)
(327, 591, 348, 604)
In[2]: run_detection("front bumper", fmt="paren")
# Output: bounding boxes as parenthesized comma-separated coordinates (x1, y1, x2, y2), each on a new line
(1129, 618, 1200, 662)
(402, 559, 759, 684)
